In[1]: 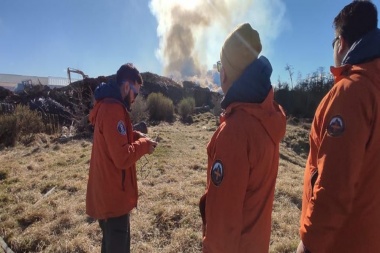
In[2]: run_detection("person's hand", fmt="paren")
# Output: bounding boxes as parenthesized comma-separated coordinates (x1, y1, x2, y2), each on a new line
(134, 131, 146, 139)
(296, 241, 311, 253)
(146, 139, 158, 154)
(135, 131, 158, 154)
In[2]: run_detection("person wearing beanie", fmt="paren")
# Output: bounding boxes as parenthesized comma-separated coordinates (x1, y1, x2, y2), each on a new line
(199, 23, 286, 252)
(297, 1, 380, 252)
(86, 63, 157, 253)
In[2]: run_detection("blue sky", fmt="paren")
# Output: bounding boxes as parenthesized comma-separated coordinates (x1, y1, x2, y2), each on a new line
(1, 0, 379, 86)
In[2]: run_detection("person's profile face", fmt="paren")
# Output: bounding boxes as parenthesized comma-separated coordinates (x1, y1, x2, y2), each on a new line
(128, 81, 141, 104)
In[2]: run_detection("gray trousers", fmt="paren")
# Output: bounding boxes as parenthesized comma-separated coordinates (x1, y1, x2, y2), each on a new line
(98, 214, 130, 253)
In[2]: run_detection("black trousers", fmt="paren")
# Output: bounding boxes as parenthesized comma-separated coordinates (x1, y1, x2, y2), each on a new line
(98, 214, 130, 253)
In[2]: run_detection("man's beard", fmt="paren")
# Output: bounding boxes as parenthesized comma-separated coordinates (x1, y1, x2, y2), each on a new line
(124, 89, 138, 112)
(124, 95, 132, 111)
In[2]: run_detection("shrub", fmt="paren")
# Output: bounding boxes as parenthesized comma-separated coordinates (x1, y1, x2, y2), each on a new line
(130, 95, 149, 123)
(0, 105, 45, 147)
(14, 105, 45, 136)
(178, 97, 195, 120)
(0, 114, 17, 147)
(42, 114, 60, 135)
(146, 93, 174, 122)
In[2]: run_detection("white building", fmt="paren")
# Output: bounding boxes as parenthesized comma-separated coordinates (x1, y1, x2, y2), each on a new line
(0, 74, 78, 91)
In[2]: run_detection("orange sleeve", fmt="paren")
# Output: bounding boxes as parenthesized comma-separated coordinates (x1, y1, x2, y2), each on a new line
(99, 103, 150, 170)
(203, 122, 250, 252)
(301, 78, 374, 252)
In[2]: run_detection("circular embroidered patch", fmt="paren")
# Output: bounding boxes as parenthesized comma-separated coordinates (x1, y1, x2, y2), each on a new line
(117, 120, 127, 135)
(211, 160, 224, 186)
(327, 116, 345, 137)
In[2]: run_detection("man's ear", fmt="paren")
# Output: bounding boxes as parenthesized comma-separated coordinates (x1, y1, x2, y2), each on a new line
(221, 67, 227, 83)
(121, 81, 130, 98)
(338, 36, 349, 54)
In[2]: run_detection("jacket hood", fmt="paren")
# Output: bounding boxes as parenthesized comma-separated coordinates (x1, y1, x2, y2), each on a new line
(89, 82, 126, 126)
(223, 88, 286, 144)
(221, 55, 272, 109)
(94, 80, 123, 101)
(342, 28, 380, 65)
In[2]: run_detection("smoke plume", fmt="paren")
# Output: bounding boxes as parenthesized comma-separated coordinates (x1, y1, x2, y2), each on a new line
(149, 0, 287, 85)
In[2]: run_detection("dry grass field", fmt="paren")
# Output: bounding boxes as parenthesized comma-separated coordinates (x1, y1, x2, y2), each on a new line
(0, 112, 310, 253)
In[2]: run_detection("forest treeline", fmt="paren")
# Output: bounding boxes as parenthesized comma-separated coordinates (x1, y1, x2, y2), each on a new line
(274, 67, 334, 119)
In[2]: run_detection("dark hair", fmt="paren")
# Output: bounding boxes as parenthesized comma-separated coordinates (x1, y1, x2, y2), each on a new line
(116, 63, 143, 86)
(333, 0, 378, 46)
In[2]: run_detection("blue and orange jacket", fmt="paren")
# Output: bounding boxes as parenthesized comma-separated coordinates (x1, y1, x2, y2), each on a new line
(300, 28, 380, 252)
(200, 56, 286, 252)
(86, 81, 150, 220)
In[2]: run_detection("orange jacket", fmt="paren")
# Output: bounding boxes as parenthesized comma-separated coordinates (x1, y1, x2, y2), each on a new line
(200, 89, 286, 253)
(300, 58, 380, 252)
(86, 98, 150, 220)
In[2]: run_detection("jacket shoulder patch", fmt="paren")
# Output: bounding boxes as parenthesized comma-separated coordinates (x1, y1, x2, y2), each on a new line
(117, 120, 127, 135)
(327, 115, 345, 137)
(211, 160, 224, 186)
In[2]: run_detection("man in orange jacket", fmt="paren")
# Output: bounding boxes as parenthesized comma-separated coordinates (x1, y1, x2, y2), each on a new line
(297, 1, 380, 252)
(199, 23, 286, 252)
(86, 63, 157, 253)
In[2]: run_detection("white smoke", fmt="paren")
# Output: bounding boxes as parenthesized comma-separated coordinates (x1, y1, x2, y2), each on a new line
(149, 0, 288, 88)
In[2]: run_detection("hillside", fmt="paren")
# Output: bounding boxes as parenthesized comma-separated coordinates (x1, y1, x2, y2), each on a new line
(0, 114, 310, 253)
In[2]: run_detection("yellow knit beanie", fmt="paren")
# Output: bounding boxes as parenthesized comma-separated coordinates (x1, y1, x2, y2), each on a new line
(220, 23, 262, 89)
